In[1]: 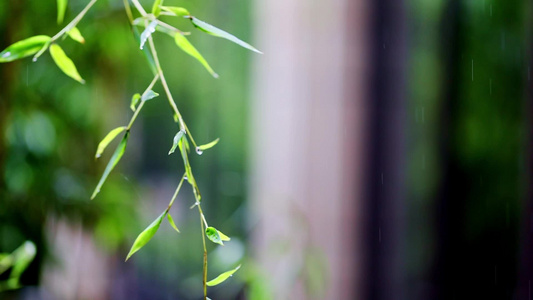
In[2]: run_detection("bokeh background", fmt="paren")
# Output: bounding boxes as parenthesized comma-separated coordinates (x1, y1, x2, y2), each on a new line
(1, 0, 533, 299)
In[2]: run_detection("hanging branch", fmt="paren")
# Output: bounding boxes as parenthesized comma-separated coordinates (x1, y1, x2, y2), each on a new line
(0, 0, 261, 298)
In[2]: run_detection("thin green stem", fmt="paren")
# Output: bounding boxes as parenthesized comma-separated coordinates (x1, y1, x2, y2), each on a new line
(134, 3, 207, 298)
(145, 26, 187, 132)
(198, 204, 208, 300)
(184, 123, 199, 149)
(154, 19, 187, 35)
(127, 74, 159, 130)
(51, 0, 98, 42)
(131, 0, 147, 16)
(127, 101, 145, 130)
(166, 173, 186, 211)
(34, 0, 99, 61)
(133, 5, 199, 149)
(123, 0, 134, 23)
(198, 205, 209, 228)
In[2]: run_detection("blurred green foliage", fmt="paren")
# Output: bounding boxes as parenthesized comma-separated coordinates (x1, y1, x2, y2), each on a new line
(406, 0, 530, 297)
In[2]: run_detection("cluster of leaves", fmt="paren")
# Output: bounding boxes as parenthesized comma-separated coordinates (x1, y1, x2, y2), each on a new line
(0, 0, 261, 298)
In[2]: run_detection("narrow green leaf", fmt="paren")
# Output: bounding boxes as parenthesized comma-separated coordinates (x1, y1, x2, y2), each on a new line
(197, 138, 220, 152)
(10, 241, 36, 281)
(95, 126, 127, 159)
(126, 212, 165, 261)
(67, 27, 85, 44)
(178, 137, 202, 202)
(0, 36, 51, 63)
(140, 20, 157, 50)
(133, 26, 157, 74)
(130, 93, 141, 111)
(218, 230, 231, 242)
(152, 0, 164, 17)
(190, 17, 262, 54)
(57, 0, 68, 24)
(141, 90, 159, 102)
(160, 6, 190, 17)
(178, 138, 191, 178)
(184, 135, 190, 153)
(206, 226, 224, 245)
(167, 213, 180, 233)
(174, 33, 218, 78)
(91, 132, 129, 199)
(49, 43, 85, 84)
(168, 130, 185, 155)
(206, 265, 241, 286)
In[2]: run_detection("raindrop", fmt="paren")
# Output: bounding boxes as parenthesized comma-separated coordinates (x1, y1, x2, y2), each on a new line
(184, 175, 188, 181)
(196, 147, 203, 155)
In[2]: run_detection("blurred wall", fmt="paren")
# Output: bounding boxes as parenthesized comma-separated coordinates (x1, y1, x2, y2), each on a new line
(250, 0, 369, 298)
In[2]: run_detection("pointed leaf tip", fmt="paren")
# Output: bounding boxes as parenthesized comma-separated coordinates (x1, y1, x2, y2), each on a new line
(167, 214, 180, 233)
(218, 230, 231, 242)
(174, 33, 218, 78)
(160, 6, 190, 17)
(191, 17, 262, 54)
(130, 93, 141, 111)
(206, 226, 230, 245)
(206, 265, 241, 286)
(141, 90, 159, 102)
(49, 43, 85, 83)
(168, 130, 185, 155)
(95, 126, 127, 159)
(198, 138, 220, 152)
(68, 27, 85, 44)
(126, 212, 165, 261)
(91, 132, 129, 199)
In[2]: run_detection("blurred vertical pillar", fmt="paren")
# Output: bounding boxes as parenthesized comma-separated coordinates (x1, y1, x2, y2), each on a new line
(519, 0, 533, 297)
(364, 0, 407, 299)
(250, 0, 369, 299)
